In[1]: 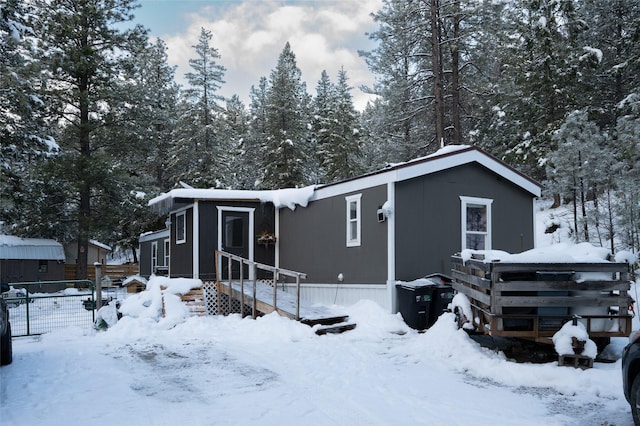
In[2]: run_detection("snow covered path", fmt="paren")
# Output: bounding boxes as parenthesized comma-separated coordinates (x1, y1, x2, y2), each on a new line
(0, 301, 633, 426)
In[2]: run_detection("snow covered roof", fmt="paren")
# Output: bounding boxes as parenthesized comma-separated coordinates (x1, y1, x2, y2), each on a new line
(89, 239, 112, 251)
(148, 146, 540, 215)
(148, 186, 316, 214)
(139, 228, 170, 243)
(0, 235, 65, 261)
(312, 145, 542, 201)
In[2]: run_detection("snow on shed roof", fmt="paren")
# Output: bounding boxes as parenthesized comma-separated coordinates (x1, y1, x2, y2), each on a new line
(149, 186, 316, 215)
(312, 145, 542, 200)
(0, 235, 66, 261)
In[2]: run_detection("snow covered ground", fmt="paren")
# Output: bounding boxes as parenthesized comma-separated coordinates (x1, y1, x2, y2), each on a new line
(1, 201, 638, 425)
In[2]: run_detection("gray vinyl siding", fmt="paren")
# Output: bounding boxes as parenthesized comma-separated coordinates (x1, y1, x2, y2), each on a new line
(139, 231, 169, 279)
(279, 185, 388, 284)
(170, 207, 194, 278)
(198, 201, 276, 281)
(394, 163, 535, 280)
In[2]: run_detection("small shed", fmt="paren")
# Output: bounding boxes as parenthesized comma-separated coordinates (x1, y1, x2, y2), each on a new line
(0, 235, 65, 290)
(64, 239, 112, 265)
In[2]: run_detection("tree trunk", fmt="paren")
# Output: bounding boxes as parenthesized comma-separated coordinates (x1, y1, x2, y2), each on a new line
(430, 0, 445, 147)
(450, 0, 462, 145)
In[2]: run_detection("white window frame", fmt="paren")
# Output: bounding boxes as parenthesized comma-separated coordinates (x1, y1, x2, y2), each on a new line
(345, 194, 362, 247)
(163, 238, 170, 266)
(460, 196, 493, 251)
(151, 241, 158, 271)
(175, 210, 186, 244)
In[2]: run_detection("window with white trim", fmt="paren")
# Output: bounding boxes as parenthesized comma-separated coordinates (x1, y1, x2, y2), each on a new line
(175, 211, 186, 244)
(346, 194, 362, 247)
(151, 241, 158, 271)
(163, 239, 170, 266)
(460, 196, 493, 250)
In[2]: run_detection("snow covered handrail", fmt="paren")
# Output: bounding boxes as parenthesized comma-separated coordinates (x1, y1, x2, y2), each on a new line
(214, 250, 307, 320)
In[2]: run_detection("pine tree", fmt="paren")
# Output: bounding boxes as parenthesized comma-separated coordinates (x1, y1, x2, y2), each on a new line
(35, 0, 148, 278)
(169, 27, 227, 188)
(0, 0, 53, 233)
(259, 42, 310, 189)
(313, 68, 362, 183)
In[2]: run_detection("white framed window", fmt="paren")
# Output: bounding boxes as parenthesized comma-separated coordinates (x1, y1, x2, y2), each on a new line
(151, 241, 158, 271)
(163, 238, 170, 266)
(175, 211, 186, 244)
(345, 194, 362, 247)
(460, 196, 493, 250)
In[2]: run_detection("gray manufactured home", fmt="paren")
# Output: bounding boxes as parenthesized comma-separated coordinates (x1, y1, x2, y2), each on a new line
(146, 146, 541, 313)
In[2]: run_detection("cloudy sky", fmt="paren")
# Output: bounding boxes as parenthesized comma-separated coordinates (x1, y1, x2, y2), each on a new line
(133, 0, 383, 110)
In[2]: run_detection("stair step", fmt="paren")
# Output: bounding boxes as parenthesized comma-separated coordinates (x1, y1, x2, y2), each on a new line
(314, 322, 357, 335)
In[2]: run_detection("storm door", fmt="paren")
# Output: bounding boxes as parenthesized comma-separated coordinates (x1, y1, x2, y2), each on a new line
(218, 207, 254, 280)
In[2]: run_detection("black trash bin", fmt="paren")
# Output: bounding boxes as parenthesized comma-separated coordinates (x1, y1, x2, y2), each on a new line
(396, 283, 434, 330)
(422, 274, 454, 327)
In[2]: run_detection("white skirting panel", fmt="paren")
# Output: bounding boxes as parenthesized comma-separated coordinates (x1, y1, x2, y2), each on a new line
(281, 283, 389, 311)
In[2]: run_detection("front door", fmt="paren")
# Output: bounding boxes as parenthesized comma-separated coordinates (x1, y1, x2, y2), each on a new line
(220, 209, 252, 279)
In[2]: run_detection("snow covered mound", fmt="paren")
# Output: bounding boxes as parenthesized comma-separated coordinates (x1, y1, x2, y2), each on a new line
(118, 275, 202, 329)
(552, 320, 597, 359)
(461, 242, 617, 264)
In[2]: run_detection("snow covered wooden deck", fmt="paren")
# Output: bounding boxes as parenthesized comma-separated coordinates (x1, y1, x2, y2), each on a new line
(214, 251, 356, 334)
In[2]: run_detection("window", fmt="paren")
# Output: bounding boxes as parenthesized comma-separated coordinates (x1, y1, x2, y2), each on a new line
(163, 239, 170, 266)
(151, 241, 158, 271)
(460, 196, 493, 250)
(38, 260, 48, 273)
(224, 215, 245, 248)
(175, 211, 186, 244)
(345, 194, 362, 247)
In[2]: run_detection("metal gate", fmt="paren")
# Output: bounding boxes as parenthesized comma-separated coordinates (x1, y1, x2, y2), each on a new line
(3, 280, 119, 337)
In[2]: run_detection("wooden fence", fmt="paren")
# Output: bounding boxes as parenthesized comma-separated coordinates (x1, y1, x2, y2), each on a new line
(64, 264, 138, 283)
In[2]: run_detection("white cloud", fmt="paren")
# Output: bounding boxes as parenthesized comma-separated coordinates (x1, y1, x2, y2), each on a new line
(159, 0, 382, 110)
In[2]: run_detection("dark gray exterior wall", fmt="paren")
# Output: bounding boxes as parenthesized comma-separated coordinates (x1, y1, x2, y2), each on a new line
(1, 259, 64, 285)
(395, 163, 535, 280)
(279, 185, 388, 284)
(196, 201, 276, 281)
(139, 231, 169, 279)
(170, 206, 194, 278)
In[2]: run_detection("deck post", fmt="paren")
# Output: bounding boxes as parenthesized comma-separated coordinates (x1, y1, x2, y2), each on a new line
(239, 259, 245, 316)
(295, 274, 301, 320)
(252, 263, 257, 319)
(215, 252, 221, 315)
(227, 256, 233, 313)
(272, 268, 278, 311)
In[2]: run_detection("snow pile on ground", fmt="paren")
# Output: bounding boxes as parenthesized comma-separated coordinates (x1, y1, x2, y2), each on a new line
(118, 275, 201, 329)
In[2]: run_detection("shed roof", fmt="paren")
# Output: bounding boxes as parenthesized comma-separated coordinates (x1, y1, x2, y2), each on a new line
(0, 235, 66, 261)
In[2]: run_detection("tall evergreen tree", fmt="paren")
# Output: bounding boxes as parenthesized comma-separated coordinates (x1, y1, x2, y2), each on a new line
(313, 68, 362, 183)
(169, 27, 227, 188)
(259, 42, 310, 189)
(0, 0, 53, 233)
(34, 0, 148, 278)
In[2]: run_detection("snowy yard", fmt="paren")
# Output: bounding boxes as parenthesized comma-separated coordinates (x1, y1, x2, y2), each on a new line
(1, 201, 638, 426)
(0, 298, 637, 426)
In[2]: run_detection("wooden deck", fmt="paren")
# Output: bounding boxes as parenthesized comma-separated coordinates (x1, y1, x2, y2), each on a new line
(214, 251, 356, 334)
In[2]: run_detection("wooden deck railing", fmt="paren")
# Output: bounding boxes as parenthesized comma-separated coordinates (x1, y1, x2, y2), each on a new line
(215, 250, 306, 320)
